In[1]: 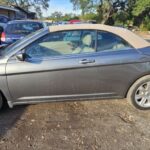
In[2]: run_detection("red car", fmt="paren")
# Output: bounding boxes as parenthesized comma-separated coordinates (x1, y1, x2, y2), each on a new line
(69, 20, 81, 24)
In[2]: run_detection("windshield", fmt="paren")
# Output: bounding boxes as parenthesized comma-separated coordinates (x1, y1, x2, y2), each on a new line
(0, 28, 47, 56)
(5, 22, 43, 35)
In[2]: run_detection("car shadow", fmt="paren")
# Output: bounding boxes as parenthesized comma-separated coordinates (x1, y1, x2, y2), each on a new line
(0, 105, 27, 139)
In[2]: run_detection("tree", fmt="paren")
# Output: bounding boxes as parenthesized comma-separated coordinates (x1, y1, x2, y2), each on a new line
(62, 13, 79, 21)
(113, 11, 129, 26)
(97, 0, 129, 24)
(132, 0, 150, 16)
(70, 0, 128, 24)
(47, 12, 80, 21)
(0, 0, 50, 17)
(97, 0, 113, 24)
(132, 0, 150, 28)
(80, 12, 98, 21)
(70, 0, 92, 16)
(49, 11, 63, 21)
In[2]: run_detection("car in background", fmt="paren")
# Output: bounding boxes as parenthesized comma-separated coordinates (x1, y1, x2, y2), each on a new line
(53, 21, 69, 25)
(0, 15, 10, 29)
(69, 20, 81, 24)
(45, 22, 53, 26)
(87, 20, 97, 24)
(1, 20, 47, 46)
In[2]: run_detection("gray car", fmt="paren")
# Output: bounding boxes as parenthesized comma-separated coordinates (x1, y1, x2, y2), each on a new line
(0, 24, 150, 110)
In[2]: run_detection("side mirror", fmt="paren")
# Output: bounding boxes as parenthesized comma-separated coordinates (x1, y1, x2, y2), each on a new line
(15, 53, 25, 61)
(15, 51, 31, 61)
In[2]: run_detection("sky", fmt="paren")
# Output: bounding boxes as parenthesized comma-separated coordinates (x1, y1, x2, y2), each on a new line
(42, 0, 81, 17)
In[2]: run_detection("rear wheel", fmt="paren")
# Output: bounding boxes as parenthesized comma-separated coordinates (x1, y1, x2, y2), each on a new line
(127, 75, 150, 110)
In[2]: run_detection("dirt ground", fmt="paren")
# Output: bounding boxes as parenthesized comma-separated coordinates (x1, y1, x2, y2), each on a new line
(0, 100, 150, 150)
(0, 32, 150, 150)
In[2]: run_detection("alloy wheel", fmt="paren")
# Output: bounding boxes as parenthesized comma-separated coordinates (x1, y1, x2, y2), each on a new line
(135, 81, 150, 108)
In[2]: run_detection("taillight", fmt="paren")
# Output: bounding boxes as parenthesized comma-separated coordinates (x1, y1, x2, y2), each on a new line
(1, 32, 6, 42)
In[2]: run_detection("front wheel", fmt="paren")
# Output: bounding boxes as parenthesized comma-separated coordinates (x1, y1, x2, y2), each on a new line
(127, 75, 150, 110)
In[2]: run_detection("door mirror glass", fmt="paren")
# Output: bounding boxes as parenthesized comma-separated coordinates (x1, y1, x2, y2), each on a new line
(15, 53, 25, 61)
(15, 51, 31, 61)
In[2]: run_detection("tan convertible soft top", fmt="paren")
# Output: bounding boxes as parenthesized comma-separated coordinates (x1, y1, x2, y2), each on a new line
(49, 24, 150, 49)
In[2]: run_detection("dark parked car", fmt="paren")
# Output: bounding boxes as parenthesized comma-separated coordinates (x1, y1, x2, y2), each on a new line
(0, 24, 150, 110)
(1, 20, 47, 46)
(0, 15, 10, 29)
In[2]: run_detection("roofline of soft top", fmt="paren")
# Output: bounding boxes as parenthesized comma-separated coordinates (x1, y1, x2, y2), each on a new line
(49, 24, 150, 49)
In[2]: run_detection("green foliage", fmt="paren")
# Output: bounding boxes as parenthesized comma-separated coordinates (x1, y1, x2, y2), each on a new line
(48, 12, 80, 21)
(61, 13, 79, 21)
(0, 0, 50, 17)
(70, 0, 150, 30)
(1, 0, 150, 30)
(140, 15, 150, 31)
(96, 0, 113, 23)
(113, 11, 129, 26)
(80, 13, 98, 21)
(132, 0, 150, 16)
(70, 0, 93, 15)
(48, 11, 63, 21)
(70, 0, 129, 24)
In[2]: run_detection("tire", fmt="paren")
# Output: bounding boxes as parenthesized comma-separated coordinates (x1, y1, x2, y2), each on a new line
(127, 75, 150, 110)
(0, 93, 3, 110)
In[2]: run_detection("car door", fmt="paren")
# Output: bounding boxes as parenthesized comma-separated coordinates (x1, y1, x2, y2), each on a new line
(6, 29, 104, 103)
(91, 30, 143, 98)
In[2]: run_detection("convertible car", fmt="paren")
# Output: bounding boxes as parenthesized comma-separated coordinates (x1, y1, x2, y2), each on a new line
(0, 24, 150, 110)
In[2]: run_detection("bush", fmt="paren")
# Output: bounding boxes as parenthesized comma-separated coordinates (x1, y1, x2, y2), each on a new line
(140, 15, 150, 31)
(80, 13, 98, 21)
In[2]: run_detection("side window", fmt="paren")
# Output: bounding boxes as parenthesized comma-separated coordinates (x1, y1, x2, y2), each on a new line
(0, 16, 8, 23)
(97, 31, 132, 52)
(25, 30, 96, 58)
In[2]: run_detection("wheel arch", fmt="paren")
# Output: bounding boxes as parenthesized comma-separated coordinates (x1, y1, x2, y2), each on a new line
(0, 90, 8, 106)
(125, 73, 150, 98)
(0, 89, 13, 108)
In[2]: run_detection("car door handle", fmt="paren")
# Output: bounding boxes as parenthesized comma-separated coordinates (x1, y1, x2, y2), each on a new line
(79, 59, 95, 64)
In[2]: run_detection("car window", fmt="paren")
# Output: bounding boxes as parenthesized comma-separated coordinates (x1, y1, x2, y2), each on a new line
(5, 22, 43, 34)
(97, 31, 132, 52)
(25, 30, 96, 58)
(0, 16, 8, 23)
